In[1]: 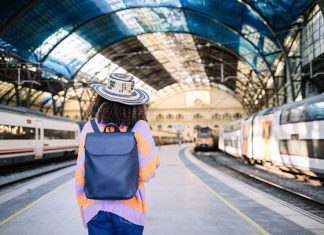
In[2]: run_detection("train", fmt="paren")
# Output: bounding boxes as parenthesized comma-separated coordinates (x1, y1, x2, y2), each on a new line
(0, 104, 81, 166)
(151, 130, 177, 145)
(219, 93, 324, 176)
(194, 127, 219, 151)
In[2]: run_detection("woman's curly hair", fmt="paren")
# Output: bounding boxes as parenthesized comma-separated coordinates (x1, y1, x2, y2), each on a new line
(89, 95, 147, 128)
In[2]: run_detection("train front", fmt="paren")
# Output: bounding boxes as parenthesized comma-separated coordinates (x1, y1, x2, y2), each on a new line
(195, 132, 214, 151)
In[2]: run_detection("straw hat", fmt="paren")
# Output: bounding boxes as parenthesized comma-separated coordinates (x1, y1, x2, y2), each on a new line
(90, 73, 150, 105)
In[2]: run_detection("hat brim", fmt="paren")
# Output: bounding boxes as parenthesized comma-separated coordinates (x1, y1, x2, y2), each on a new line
(90, 83, 150, 105)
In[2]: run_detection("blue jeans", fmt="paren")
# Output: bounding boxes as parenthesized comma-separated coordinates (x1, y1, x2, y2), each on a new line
(87, 211, 144, 235)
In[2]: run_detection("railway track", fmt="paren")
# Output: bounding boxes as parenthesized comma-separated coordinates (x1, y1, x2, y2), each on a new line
(0, 159, 76, 189)
(194, 151, 324, 219)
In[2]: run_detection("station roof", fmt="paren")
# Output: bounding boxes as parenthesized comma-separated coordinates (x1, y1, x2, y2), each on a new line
(0, 0, 315, 111)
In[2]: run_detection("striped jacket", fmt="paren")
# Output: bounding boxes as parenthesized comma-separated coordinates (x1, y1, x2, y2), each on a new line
(75, 119, 160, 228)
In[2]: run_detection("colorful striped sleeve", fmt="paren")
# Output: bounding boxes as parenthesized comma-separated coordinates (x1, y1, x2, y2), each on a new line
(133, 120, 160, 182)
(74, 121, 91, 209)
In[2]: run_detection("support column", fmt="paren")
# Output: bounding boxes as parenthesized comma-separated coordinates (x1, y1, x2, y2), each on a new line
(25, 67, 34, 108)
(46, 81, 57, 115)
(60, 88, 68, 117)
(73, 87, 85, 120)
(13, 83, 20, 106)
(317, 0, 324, 14)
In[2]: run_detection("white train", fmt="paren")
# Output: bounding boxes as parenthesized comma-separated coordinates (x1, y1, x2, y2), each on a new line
(219, 93, 324, 175)
(151, 130, 177, 145)
(0, 104, 81, 166)
(219, 120, 242, 157)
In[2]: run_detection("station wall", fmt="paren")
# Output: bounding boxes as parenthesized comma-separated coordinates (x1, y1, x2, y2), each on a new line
(147, 88, 246, 141)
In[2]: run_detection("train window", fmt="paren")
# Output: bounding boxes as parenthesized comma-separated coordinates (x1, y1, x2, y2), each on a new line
(280, 105, 308, 124)
(224, 121, 241, 132)
(280, 110, 290, 124)
(223, 139, 239, 148)
(197, 133, 212, 138)
(44, 129, 75, 139)
(281, 100, 324, 124)
(0, 124, 35, 140)
(289, 105, 308, 123)
(305, 100, 324, 121)
(279, 139, 324, 158)
(38, 128, 41, 140)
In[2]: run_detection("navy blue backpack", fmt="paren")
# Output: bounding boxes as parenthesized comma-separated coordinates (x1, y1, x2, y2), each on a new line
(84, 119, 139, 200)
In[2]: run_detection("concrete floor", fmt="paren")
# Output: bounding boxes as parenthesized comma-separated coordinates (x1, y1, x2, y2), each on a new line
(1, 144, 324, 235)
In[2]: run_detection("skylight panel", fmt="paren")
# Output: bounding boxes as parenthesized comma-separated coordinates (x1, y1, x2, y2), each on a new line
(137, 33, 209, 85)
(34, 28, 70, 60)
(116, 8, 188, 34)
(45, 32, 96, 71)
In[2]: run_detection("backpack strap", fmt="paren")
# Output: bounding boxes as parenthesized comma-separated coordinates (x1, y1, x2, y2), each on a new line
(90, 119, 100, 133)
(127, 125, 133, 132)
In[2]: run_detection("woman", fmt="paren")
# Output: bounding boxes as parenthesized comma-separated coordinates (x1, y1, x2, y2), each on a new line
(75, 73, 160, 235)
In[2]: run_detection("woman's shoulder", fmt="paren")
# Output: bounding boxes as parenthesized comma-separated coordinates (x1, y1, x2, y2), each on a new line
(132, 120, 151, 133)
(80, 120, 95, 135)
(83, 120, 92, 129)
(133, 120, 150, 129)
(133, 120, 154, 144)
(82, 118, 103, 130)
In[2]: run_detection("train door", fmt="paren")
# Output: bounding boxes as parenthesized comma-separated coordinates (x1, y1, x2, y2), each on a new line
(262, 121, 272, 161)
(35, 120, 43, 159)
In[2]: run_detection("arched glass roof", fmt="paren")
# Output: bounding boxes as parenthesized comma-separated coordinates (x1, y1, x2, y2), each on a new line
(0, 0, 313, 78)
(0, 0, 315, 113)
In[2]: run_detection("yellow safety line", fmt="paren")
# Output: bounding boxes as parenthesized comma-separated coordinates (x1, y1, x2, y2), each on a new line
(183, 151, 270, 235)
(0, 179, 73, 226)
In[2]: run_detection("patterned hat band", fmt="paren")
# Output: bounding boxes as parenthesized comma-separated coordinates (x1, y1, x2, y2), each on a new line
(107, 76, 134, 95)
(90, 73, 150, 106)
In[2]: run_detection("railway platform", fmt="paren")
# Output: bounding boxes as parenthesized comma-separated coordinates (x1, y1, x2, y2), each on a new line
(1, 145, 324, 235)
